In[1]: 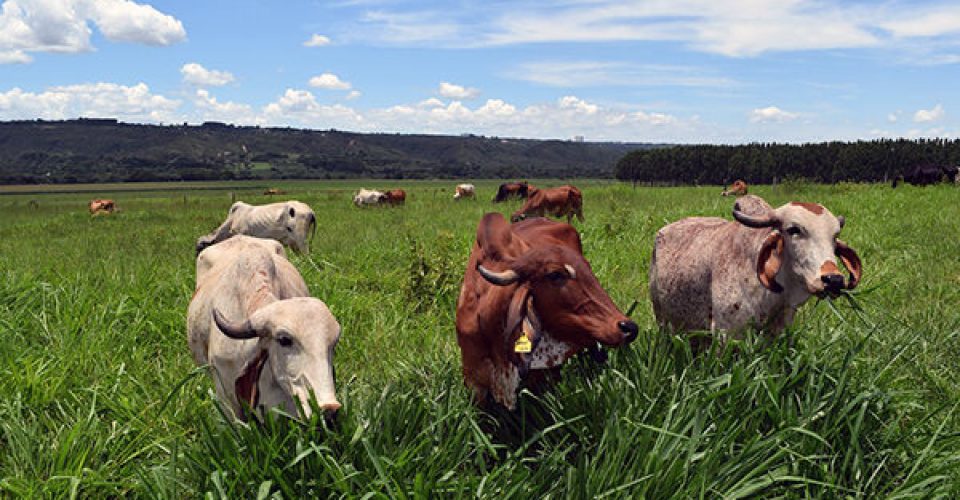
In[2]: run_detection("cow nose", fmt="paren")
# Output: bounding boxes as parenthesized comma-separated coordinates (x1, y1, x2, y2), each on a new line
(617, 320, 639, 343)
(821, 274, 844, 290)
(320, 402, 341, 428)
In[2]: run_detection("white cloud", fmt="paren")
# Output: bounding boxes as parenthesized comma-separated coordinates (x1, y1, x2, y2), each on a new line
(418, 97, 445, 108)
(0, 82, 180, 122)
(303, 33, 331, 47)
(914, 104, 944, 122)
(512, 60, 734, 88)
(887, 112, 898, 123)
(750, 106, 799, 123)
(879, 9, 960, 38)
(193, 89, 257, 124)
(262, 88, 364, 129)
(181, 63, 235, 87)
(438, 81, 479, 99)
(558, 96, 598, 114)
(309, 73, 352, 90)
(345, 90, 361, 100)
(0, 0, 185, 64)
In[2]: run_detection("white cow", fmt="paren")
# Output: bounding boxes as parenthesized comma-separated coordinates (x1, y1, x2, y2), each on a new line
(649, 197, 862, 341)
(453, 183, 476, 200)
(196, 200, 316, 255)
(187, 235, 341, 421)
(353, 188, 386, 207)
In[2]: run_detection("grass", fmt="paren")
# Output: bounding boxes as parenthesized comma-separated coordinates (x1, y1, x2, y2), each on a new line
(0, 180, 958, 497)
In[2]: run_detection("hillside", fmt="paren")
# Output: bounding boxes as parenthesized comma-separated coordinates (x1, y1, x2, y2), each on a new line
(0, 119, 658, 184)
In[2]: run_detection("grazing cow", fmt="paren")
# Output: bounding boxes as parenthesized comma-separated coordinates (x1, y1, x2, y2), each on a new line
(89, 199, 116, 215)
(353, 188, 387, 207)
(196, 201, 316, 255)
(454, 184, 476, 200)
(892, 165, 958, 187)
(511, 185, 584, 223)
(492, 182, 531, 203)
(649, 197, 862, 341)
(263, 188, 287, 196)
(456, 213, 639, 409)
(721, 180, 749, 197)
(187, 236, 341, 421)
(382, 189, 406, 206)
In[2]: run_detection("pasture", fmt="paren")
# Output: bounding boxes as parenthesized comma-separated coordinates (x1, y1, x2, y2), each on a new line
(0, 180, 958, 497)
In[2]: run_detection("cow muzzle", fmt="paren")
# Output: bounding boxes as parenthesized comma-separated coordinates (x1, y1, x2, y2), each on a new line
(820, 273, 845, 293)
(618, 320, 639, 344)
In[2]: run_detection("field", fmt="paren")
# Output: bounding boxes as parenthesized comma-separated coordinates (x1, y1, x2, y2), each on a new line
(1, 180, 958, 497)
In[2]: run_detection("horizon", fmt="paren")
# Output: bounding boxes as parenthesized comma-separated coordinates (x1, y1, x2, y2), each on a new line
(2, 1, 960, 144)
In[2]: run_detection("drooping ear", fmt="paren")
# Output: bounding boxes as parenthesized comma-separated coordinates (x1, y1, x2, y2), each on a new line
(477, 212, 513, 261)
(503, 285, 531, 343)
(757, 231, 784, 293)
(835, 239, 862, 289)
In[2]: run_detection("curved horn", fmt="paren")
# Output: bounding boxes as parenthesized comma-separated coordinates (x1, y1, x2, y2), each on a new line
(477, 264, 520, 286)
(212, 308, 259, 339)
(733, 205, 777, 228)
(308, 213, 317, 241)
(836, 215, 845, 229)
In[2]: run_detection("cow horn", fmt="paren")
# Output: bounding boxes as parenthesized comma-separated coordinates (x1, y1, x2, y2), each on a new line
(478, 264, 520, 285)
(733, 206, 777, 228)
(837, 215, 845, 229)
(213, 308, 260, 339)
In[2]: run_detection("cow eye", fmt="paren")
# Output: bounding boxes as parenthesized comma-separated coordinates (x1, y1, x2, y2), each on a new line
(546, 271, 568, 283)
(785, 226, 803, 236)
(277, 336, 293, 347)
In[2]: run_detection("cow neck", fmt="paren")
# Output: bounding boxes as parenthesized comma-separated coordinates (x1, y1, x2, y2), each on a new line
(245, 268, 278, 317)
(235, 348, 269, 416)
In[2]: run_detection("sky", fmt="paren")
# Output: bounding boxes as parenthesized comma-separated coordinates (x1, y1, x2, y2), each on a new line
(1, 0, 960, 143)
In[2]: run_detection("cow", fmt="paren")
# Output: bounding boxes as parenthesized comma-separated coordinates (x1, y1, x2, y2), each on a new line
(89, 199, 116, 215)
(382, 189, 406, 206)
(511, 185, 584, 223)
(892, 165, 958, 187)
(454, 184, 476, 200)
(187, 235, 342, 421)
(455, 213, 639, 410)
(196, 201, 316, 255)
(353, 189, 387, 207)
(492, 182, 531, 203)
(649, 196, 862, 345)
(263, 188, 287, 196)
(721, 180, 748, 197)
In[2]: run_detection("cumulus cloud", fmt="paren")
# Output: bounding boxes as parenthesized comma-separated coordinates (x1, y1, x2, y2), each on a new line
(512, 60, 734, 88)
(0, 0, 185, 64)
(193, 89, 257, 124)
(303, 33, 331, 47)
(181, 63, 235, 87)
(309, 73, 352, 90)
(750, 106, 799, 123)
(262, 88, 364, 128)
(913, 104, 944, 122)
(346, 90, 361, 100)
(0, 82, 180, 122)
(438, 82, 479, 99)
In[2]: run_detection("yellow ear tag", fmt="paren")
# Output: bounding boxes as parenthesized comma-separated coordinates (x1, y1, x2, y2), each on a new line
(514, 335, 532, 353)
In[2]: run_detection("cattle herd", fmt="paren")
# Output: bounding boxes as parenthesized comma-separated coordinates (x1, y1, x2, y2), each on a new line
(103, 179, 862, 422)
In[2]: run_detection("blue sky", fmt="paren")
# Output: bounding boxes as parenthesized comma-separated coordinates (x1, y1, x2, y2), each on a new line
(1, 0, 960, 143)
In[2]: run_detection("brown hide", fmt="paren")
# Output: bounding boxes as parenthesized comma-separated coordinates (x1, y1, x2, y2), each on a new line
(88, 199, 116, 214)
(383, 189, 406, 205)
(511, 185, 584, 223)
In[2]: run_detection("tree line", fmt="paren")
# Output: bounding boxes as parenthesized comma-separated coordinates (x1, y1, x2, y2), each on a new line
(615, 138, 960, 185)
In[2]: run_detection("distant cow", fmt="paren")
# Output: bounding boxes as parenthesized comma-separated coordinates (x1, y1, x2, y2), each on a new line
(511, 185, 584, 223)
(89, 199, 116, 215)
(353, 188, 387, 207)
(454, 184, 476, 200)
(649, 197, 862, 342)
(455, 213, 638, 409)
(721, 180, 748, 197)
(263, 188, 287, 196)
(892, 165, 958, 187)
(196, 201, 316, 255)
(492, 182, 531, 202)
(382, 189, 406, 206)
(187, 235, 341, 421)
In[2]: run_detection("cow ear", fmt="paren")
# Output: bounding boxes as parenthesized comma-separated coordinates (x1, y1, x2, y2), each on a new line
(757, 231, 784, 293)
(835, 239, 862, 289)
(477, 212, 513, 261)
(503, 285, 532, 346)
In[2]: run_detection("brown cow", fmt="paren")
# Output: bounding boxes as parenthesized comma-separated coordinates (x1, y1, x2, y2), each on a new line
(263, 188, 287, 196)
(382, 189, 406, 205)
(455, 213, 638, 409)
(89, 199, 116, 215)
(721, 180, 748, 197)
(511, 185, 584, 223)
(492, 182, 531, 202)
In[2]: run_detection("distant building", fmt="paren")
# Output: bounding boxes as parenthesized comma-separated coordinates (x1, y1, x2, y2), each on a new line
(572, 135, 585, 142)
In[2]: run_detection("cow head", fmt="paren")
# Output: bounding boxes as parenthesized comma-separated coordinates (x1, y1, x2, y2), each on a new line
(476, 215, 638, 350)
(733, 201, 862, 298)
(277, 201, 316, 253)
(213, 297, 341, 421)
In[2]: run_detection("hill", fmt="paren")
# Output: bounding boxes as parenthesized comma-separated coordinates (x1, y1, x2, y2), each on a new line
(0, 119, 658, 184)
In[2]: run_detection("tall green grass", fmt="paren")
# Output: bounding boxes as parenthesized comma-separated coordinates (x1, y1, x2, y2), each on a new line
(1, 180, 958, 496)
